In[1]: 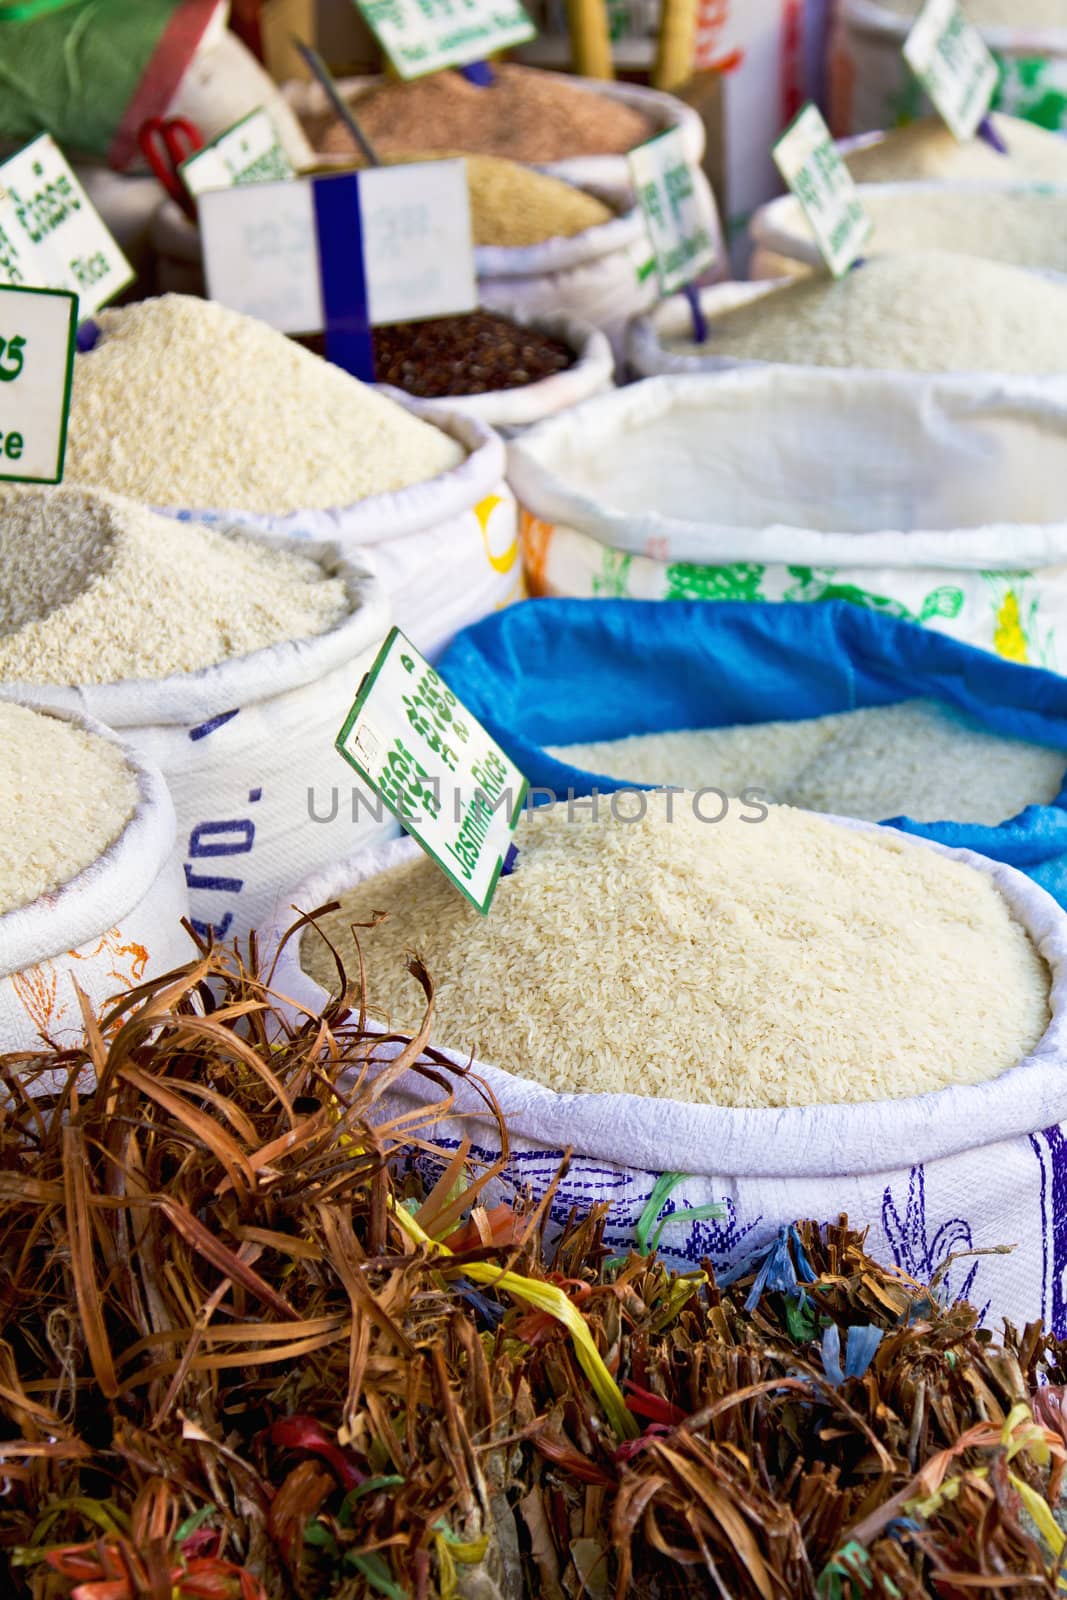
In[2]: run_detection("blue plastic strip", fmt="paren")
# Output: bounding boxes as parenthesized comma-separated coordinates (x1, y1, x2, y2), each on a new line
(311, 172, 375, 381)
(459, 60, 494, 85)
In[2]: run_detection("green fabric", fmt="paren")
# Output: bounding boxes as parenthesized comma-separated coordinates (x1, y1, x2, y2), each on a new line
(0, 0, 180, 159)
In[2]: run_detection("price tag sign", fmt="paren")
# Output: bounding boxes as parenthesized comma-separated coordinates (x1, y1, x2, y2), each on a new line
(337, 628, 528, 916)
(628, 128, 718, 296)
(181, 109, 296, 199)
(0, 284, 77, 484)
(0, 136, 133, 317)
(199, 161, 476, 336)
(772, 103, 872, 279)
(903, 0, 999, 142)
(354, 0, 535, 80)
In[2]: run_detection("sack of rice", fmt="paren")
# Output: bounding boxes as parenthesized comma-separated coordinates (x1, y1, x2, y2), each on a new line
(66, 295, 519, 659)
(0, 485, 396, 944)
(749, 180, 1067, 278)
(510, 368, 1067, 661)
(282, 66, 705, 194)
(830, 0, 1067, 138)
(436, 595, 1067, 904)
(264, 801, 1067, 1337)
(839, 114, 1067, 185)
(0, 699, 191, 1055)
(627, 253, 1067, 377)
(373, 309, 614, 433)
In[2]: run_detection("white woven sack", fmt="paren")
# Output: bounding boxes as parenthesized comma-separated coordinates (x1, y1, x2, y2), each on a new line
(149, 406, 520, 664)
(748, 178, 1067, 279)
(281, 69, 706, 191)
(0, 706, 192, 1054)
(263, 825, 1067, 1337)
(376, 311, 614, 435)
(0, 541, 394, 946)
(511, 369, 1067, 665)
(830, 0, 1067, 138)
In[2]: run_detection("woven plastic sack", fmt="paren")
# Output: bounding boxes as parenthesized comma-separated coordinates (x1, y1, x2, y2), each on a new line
(0, 705, 192, 1054)
(510, 368, 1067, 664)
(282, 69, 706, 192)
(263, 823, 1067, 1337)
(376, 311, 615, 435)
(830, 0, 1067, 138)
(0, 540, 394, 945)
(148, 404, 521, 663)
(437, 596, 1067, 904)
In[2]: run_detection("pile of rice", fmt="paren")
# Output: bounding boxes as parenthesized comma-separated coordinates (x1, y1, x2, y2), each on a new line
(0, 701, 139, 917)
(302, 801, 1051, 1108)
(66, 295, 464, 513)
(0, 485, 349, 684)
(844, 115, 1067, 185)
(551, 701, 1067, 826)
(675, 251, 1067, 372)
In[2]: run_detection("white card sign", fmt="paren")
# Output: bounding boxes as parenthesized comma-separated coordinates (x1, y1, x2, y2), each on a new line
(337, 628, 528, 916)
(353, 0, 536, 80)
(0, 284, 77, 484)
(628, 127, 718, 296)
(0, 136, 133, 317)
(181, 108, 295, 198)
(772, 103, 873, 279)
(903, 0, 999, 142)
(198, 162, 476, 334)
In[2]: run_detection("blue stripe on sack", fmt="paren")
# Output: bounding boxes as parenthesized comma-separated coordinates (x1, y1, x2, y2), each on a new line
(311, 172, 375, 382)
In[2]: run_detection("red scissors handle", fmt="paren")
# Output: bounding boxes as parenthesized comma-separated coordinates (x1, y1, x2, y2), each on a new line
(138, 116, 204, 217)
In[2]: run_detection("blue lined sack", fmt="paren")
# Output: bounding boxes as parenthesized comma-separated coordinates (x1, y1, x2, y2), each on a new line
(436, 597, 1067, 905)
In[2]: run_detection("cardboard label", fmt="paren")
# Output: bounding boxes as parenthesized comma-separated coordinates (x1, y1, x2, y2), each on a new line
(0, 135, 133, 317)
(181, 108, 296, 198)
(772, 102, 872, 279)
(353, 0, 535, 80)
(337, 628, 528, 916)
(903, 0, 999, 143)
(199, 162, 476, 335)
(0, 283, 77, 484)
(628, 127, 719, 296)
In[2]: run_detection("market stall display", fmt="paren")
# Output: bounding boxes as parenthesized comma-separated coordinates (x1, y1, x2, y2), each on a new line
(0, 701, 189, 1053)
(629, 252, 1067, 375)
(64, 294, 518, 656)
(0, 485, 395, 942)
(511, 369, 1067, 660)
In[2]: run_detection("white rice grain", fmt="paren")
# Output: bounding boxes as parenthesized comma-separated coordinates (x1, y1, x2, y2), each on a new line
(0, 702, 139, 916)
(302, 800, 1051, 1108)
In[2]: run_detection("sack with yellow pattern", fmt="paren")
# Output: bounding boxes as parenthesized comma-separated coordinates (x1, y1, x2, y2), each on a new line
(509, 368, 1067, 666)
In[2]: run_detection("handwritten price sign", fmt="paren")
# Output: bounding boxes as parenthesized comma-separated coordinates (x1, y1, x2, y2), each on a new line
(0, 283, 77, 483)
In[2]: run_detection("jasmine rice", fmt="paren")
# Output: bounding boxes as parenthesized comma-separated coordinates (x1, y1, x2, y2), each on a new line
(302, 801, 1050, 1108)
(0, 701, 139, 917)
